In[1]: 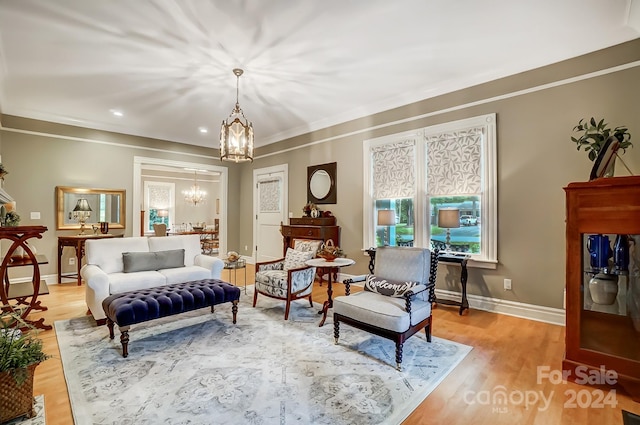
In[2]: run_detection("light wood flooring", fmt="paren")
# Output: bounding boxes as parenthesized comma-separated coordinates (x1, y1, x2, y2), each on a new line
(23, 266, 640, 424)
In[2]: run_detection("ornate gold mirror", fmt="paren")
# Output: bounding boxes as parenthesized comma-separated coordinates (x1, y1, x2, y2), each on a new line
(56, 186, 126, 230)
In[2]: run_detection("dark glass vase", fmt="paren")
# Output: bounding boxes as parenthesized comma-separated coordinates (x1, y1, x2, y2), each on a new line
(613, 234, 629, 273)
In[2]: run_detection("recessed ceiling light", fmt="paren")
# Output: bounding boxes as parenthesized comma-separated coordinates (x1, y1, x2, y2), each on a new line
(110, 109, 123, 117)
(199, 127, 208, 134)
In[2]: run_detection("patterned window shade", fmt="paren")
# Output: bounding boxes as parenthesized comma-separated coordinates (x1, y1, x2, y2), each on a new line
(425, 127, 482, 196)
(149, 184, 171, 209)
(259, 178, 281, 213)
(371, 139, 416, 199)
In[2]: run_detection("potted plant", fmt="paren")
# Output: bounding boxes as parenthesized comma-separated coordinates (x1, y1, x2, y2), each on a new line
(571, 117, 632, 161)
(0, 307, 50, 422)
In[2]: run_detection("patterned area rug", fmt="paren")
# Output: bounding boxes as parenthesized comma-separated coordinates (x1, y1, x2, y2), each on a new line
(56, 286, 471, 425)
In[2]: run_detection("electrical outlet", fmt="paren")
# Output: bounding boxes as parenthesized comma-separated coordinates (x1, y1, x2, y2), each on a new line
(69, 257, 76, 265)
(504, 278, 512, 290)
(244, 245, 248, 251)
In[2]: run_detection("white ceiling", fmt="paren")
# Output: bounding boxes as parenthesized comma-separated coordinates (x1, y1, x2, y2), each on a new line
(0, 0, 638, 149)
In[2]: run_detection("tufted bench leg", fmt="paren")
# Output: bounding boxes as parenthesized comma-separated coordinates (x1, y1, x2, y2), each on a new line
(120, 327, 130, 358)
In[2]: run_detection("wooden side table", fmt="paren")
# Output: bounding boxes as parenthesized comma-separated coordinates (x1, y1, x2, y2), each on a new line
(0, 226, 51, 330)
(305, 257, 355, 327)
(437, 253, 470, 315)
(58, 233, 123, 285)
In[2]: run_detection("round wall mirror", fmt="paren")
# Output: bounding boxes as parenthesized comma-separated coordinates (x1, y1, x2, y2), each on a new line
(309, 170, 332, 200)
(307, 162, 337, 204)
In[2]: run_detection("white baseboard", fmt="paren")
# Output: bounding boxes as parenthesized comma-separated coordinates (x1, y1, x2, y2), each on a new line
(435, 289, 566, 326)
(8, 274, 60, 285)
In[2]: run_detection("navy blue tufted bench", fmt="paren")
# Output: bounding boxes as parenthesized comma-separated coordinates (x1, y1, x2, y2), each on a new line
(102, 279, 241, 357)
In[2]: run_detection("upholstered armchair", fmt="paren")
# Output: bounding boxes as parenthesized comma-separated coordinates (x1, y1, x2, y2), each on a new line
(333, 246, 438, 370)
(254, 248, 317, 320)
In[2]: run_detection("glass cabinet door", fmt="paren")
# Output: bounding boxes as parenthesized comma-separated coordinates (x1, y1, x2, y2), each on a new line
(580, 233, 640, 361)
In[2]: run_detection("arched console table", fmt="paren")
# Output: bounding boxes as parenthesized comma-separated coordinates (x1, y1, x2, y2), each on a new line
(0, 225, 51, 330)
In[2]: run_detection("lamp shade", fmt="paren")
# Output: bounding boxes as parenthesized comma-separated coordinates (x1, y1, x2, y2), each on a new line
(377, 209, 396, 226)
(157, 209, 169, 218)
(73, 198, 92, 212)
(438, 208, 460, 229)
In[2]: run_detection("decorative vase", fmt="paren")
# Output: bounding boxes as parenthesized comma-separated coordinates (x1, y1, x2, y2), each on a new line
(588, 273, 619, 305)
(100, 222, 109, 234)
(613, 234, 630, 273)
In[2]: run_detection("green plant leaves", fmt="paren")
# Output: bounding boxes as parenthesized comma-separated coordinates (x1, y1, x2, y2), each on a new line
(571, 117, 633, 162)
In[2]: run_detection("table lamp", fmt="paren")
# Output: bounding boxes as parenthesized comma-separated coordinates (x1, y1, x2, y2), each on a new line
(377, 209, 396, 246)
(73, 198, 92, 235)
(438, 208, 460, 251)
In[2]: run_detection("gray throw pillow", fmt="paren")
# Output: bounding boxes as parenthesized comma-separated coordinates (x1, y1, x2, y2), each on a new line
(122, 249, 185, 273)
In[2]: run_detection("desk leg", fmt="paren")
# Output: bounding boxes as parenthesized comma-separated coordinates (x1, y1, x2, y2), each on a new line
(57, 241, 63, 284)
(75, 241, 83, 286)
(459, 259, 469, 315)
(318, 267, 335, 327)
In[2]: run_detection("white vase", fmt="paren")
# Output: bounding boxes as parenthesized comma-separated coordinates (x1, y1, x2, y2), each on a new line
(588, 273, 618, 305)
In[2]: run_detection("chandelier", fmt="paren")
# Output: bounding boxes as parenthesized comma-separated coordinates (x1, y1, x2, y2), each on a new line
(220, 68, 254, 163)
(183, 171, 206, 206)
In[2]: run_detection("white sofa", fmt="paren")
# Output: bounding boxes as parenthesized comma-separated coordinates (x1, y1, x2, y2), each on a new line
(81, 234, 224, 323)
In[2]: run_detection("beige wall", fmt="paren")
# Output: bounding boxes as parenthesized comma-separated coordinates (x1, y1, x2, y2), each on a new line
(239, 38, 640, 310)
(0, 118, 240, 279)
(1, 39, 639, 311)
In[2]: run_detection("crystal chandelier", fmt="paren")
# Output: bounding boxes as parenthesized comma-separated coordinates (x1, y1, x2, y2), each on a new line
(220, 68, 254, 163)
(183, 171, 206, 206)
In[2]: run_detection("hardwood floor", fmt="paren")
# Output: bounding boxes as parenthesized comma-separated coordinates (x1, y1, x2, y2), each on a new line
(25, 267, 640, 424)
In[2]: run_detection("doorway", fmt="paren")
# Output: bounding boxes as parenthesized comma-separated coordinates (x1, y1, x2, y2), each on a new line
(133, 156, 228, 255)
(253, 164, 288, 262)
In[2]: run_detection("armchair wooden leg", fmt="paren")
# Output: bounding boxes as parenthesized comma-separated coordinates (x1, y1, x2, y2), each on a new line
(395, 341, 403, 371)
(308, 295, 313, 307)
(252, 288, 258, 307)
(284, 300, 291, 320)
(334, 319, 340, 344)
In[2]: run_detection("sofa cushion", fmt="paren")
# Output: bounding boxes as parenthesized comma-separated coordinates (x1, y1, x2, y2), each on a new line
(148, 234, 201, 266)
(108, 271, 167, 294)
(283, 248, 314, 270)
(122, 249, 185, 273)
(85, 237, 150, 274)
(159, 265, 211, 285)
(364, 275, 420, 298)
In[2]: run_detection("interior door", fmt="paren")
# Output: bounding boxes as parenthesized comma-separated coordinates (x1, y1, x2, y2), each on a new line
(254, 165, 288, 263)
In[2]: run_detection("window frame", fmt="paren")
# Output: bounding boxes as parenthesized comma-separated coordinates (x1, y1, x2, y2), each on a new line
(363, 113, 497, 265)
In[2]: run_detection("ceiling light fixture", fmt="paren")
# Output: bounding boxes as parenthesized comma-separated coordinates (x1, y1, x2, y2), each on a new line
(183, 171, 206, 206)
(110, 109, 123, 117)
(199, 127, 208, 134)
(220, 68, 254, 163)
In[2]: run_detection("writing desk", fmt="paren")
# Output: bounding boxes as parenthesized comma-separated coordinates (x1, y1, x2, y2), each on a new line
(58, 233, 123, 285)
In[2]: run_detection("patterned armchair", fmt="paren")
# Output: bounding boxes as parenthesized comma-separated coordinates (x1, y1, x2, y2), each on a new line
(333, 246, 438, 370)
(253, 248, 317, 320)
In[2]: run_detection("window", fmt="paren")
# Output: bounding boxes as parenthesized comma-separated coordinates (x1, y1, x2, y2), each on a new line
(364, 114, 497, 264)
(143, 181, 175, 233)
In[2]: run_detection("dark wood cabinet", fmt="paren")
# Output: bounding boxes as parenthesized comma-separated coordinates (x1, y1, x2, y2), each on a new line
(280, 216, 340, 255)
(564, 176, 640, 401)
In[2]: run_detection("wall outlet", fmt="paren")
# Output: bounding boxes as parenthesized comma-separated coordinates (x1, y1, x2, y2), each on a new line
(244, 245, 248, 251)
(504, 278, 512, 290)
(69, 257, 76, 266)
(30, 212, 41, 220)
